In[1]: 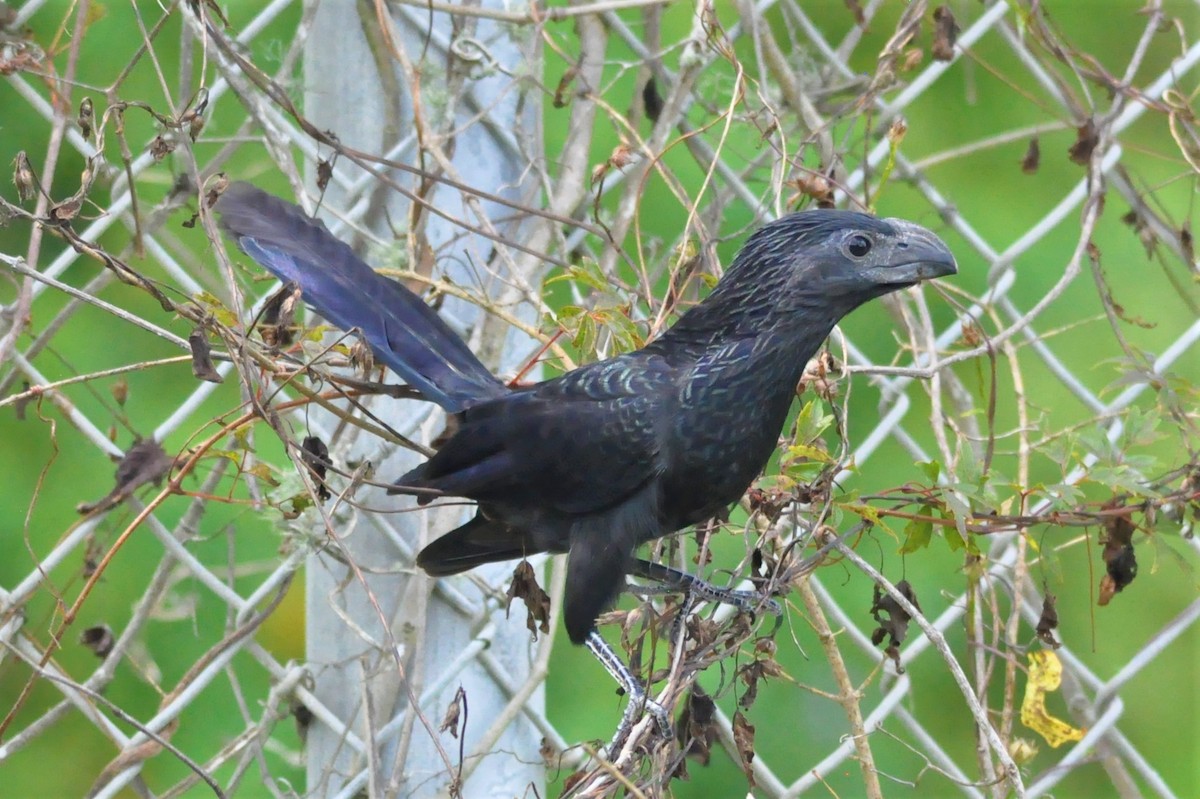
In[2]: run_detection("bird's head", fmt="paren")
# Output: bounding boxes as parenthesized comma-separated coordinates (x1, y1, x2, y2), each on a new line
(653, 209, 957, 347)
(734, 210, 958, 317)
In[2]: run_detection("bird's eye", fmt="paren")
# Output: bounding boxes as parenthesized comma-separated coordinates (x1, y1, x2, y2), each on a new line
(846, 235, 872, 258)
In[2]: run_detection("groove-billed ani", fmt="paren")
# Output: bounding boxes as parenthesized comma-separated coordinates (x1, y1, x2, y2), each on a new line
(216, 182, 956, 728)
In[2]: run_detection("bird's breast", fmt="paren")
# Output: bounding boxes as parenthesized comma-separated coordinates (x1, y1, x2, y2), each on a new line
(656, 343, 803, 525)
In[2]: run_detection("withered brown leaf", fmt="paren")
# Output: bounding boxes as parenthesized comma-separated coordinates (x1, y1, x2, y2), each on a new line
(188, 328, 223, 383)
(77, 438, 174, 514)
(1099, 503, 1138, 605)
(1035, 592, 1060, 648)
(505, 560, 551, 638)
(931, 5, 959, 61)
(732, 711, 757, 789)
(870, 579, 921, 673)
(1068, 119, 1099, 165)
(259, 282, 301, 349)
(1021, 137, 1041, 174)
(439, 686, 466, 738)
(301, 435, 332, 502)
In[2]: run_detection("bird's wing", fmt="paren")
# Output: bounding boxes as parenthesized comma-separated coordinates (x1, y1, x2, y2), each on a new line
(403, 352, 675, 515)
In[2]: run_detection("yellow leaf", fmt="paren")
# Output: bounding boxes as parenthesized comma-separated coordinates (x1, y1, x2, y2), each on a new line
(246, 462, 280, 487)
(1021, 650, 1085, 748)
(784, 444, 833, 463)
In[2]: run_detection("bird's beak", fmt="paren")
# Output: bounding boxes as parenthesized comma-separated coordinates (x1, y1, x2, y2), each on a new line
(867, 219, 958, 285)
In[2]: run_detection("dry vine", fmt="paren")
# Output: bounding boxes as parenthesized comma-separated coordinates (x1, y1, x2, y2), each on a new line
(0, 1, 1197, 798)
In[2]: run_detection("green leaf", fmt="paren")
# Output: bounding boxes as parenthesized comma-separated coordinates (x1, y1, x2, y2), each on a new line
(1121, 405, 1162, 448)
(1037, 482, 1085, 512)
(842, 502, 896, 538)
(956, 440, 983, 487)
(246, 462, 280, 487)
(302, 324, 333, 343)
(794, 399, 834, 442)
(1077, 424, 1115, 461)
(544, 259, 609, 292)
(1088, 465, 1161, 498)
(941, 491, 976, 553)
(194, 290, 239, 327)
(1041, 433, 1076, 473)
(900, 510, 933, 553)
(288, 493, 314, 514)
(232, 425, 254, 452)
(597, 306, 644, 353)
(783, 443, 833, 464)
(917, 460, 941, 483)
(842, 502, 883, 526)
(205, 448, 243, 465)
(942, 526, 981, 555)
(782, 460, 825, 483)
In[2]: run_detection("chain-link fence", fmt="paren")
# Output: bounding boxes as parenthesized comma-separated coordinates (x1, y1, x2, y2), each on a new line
(1, 1, 1198, 797)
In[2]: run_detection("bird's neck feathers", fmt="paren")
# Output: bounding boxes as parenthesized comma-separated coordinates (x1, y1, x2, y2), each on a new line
(656, 264, 842, 350)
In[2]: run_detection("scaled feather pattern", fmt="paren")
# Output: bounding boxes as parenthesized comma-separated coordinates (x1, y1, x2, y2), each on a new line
(217, 183, 956, 643)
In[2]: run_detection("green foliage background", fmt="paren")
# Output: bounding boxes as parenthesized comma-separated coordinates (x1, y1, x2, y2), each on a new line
(0, 1, 1196, 797)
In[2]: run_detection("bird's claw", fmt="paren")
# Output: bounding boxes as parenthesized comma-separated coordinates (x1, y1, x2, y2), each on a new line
(587, 629, 673, 751)
(607, 693, 672, 756)
(640, 696, 673, 738)
(631, 559, 782, 616)
(713, 586, 782, 616)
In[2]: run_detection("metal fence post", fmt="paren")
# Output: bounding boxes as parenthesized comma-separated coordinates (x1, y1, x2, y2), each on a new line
(303, 2, 545, 795)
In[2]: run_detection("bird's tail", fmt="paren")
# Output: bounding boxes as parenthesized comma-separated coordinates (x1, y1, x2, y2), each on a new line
(415, 512, 532, 576)
(215, 182, 507, 412)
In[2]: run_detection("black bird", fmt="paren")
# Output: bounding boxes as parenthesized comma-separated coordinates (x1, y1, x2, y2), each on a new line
(216, 182, 956, 730)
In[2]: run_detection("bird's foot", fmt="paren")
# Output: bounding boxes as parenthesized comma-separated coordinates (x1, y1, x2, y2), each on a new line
(694, 583, 783, 615)
(631, 559, 782, 615)
(607, 689, 672, 755)
(586, 629, 673, 753)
